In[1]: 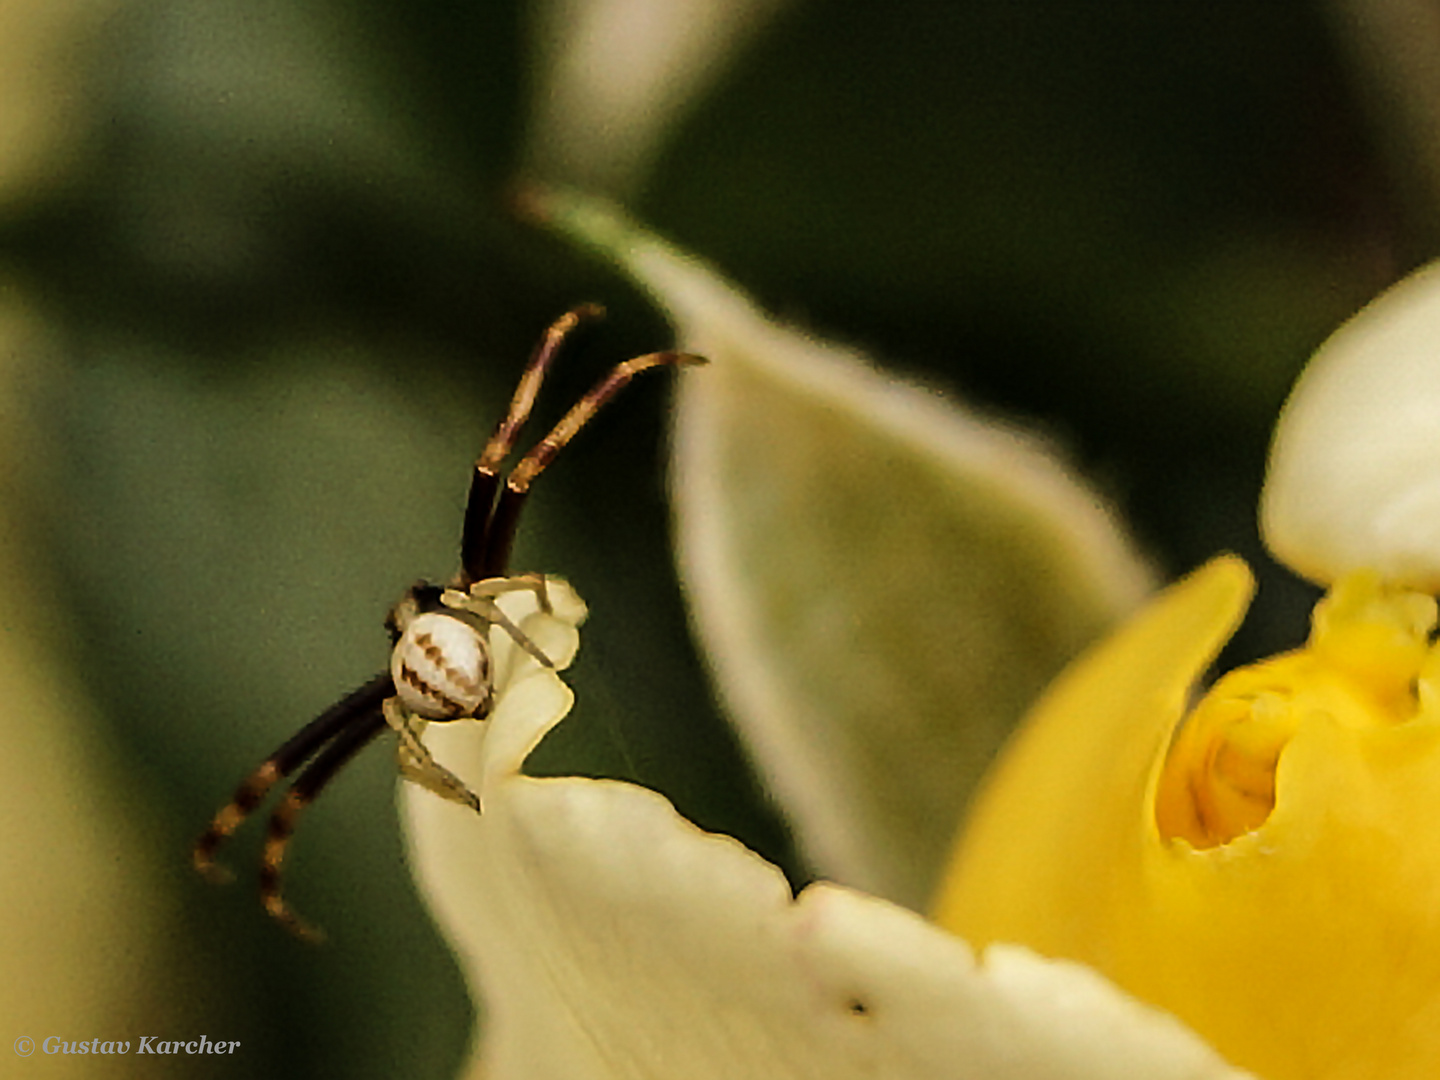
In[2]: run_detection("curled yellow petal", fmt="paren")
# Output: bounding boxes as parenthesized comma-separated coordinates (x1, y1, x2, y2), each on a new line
(935, 556, 1440, 1080)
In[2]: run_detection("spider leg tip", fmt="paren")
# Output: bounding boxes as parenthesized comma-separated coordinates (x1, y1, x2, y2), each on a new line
(279, 914, 327, 945)
(192, 841, 236, 884)
(263, 891, 327, 944)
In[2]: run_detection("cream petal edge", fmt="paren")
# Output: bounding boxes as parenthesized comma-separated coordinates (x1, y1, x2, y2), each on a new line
(402, 597, 1251, 1080)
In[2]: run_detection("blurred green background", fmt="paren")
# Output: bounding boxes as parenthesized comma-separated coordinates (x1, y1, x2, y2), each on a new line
(0, 0, 1427, 1076)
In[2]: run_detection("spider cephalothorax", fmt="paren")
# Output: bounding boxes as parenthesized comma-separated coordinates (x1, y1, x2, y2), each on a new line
(192, 305, 702, 940)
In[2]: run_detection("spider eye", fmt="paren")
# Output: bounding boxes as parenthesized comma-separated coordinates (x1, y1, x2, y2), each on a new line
(391, 612, 493, 720)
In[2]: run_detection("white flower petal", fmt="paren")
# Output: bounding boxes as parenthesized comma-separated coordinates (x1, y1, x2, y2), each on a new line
(1262, 259, 1440, 588)
(528, 191, 1153, 908)
(487, 580, 588, 693)
(463, 581, 588, 798)
(403, 606, 1250, 1080)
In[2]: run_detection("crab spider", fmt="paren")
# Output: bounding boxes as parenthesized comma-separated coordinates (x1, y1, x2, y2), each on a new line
(192, 305, 703, 940)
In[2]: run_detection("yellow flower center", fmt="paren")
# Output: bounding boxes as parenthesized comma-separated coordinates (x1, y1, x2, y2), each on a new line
(934, 558, 1440, 1080)
(1157, 570, 1437, 849)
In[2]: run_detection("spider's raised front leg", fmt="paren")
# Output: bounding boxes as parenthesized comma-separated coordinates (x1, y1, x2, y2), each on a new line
(442, 573, 556, 671)
(383, 697, 483, 813)
(455, 571, 552, 613)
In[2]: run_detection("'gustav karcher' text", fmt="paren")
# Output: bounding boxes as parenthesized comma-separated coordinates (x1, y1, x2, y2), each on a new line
(41, 1035, 241, 1055)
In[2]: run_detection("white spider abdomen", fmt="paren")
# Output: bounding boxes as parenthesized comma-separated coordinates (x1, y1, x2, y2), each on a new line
(391, 611, 492, 720)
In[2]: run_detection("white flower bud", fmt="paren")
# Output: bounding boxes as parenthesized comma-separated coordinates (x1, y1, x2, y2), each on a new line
(1262, 261, 1440, 590)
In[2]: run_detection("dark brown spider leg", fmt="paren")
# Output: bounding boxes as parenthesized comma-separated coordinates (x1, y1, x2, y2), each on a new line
(192, 673, 393, 883)
(475, 481, 526, 581)
(260, 707, 389, 943)
(460, 304, 605, 585)
(479, 351, 706, 577)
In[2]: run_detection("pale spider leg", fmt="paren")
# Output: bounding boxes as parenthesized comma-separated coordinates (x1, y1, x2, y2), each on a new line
(260, 707, 389, 943)
(507, 351, 707, 493)
(193, 673, 393, 882)
(480, 350, 706, 575)
(465, 571, 552, 613)
(382, 697, 483, 812)
(460, 305, 605, 585)
(442, 576, 557, 672)
(440, 587, 552, 673)
(477, 305, 605, 472)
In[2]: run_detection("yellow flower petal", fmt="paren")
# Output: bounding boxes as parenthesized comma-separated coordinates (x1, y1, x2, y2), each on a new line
(935, 556, 1440, 1080)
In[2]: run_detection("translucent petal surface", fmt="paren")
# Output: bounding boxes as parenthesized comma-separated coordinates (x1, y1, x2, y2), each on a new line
(936, 557, 1440, 1080)
(530, 191, 1153, 908)
(1263, 259, 1440, 589)
(403, 581, 1251, 1080)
